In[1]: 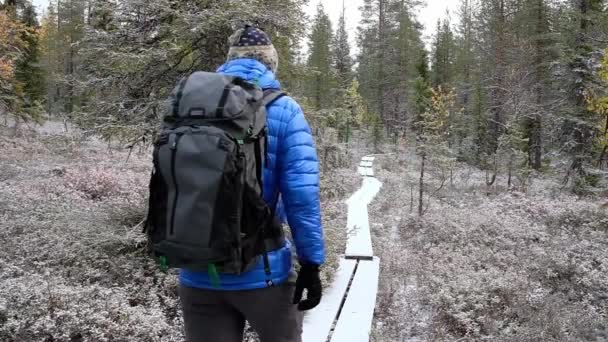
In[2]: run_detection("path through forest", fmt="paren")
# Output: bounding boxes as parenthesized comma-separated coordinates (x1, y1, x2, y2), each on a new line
(302, 156, 382, 342)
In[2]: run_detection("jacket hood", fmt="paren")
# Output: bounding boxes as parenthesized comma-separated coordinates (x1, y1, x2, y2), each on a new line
(217, 58, 281, 90)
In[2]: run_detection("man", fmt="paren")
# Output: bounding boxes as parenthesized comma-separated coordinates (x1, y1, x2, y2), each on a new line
(178, 25, 325, 342)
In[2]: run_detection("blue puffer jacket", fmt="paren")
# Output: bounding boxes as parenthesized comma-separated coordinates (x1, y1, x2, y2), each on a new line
(179, 59, 325, 291)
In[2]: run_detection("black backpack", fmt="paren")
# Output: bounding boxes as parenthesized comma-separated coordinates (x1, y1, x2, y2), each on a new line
(144, 71, 286, 280)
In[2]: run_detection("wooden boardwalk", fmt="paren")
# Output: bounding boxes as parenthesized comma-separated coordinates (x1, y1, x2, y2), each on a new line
(302, 156, 382, 342)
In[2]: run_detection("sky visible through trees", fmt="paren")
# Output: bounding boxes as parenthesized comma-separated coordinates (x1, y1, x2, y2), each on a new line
(30, 0, 460, 53)
(305, 0, 460, 54)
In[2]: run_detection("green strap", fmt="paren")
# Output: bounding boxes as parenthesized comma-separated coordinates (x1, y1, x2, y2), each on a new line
(208, 263, 221, 289)
(158, 256, 169, 273)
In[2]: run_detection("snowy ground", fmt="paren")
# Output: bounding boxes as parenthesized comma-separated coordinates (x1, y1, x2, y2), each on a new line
(0, 124, 361, 342)
(5, 122, 606, 341)
(369, 147, 608, 341)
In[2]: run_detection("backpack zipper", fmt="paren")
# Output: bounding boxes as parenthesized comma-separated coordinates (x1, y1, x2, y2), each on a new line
(169, 133, 183, 236)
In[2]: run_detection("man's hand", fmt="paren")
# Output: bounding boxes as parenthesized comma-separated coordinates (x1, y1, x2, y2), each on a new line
(293, 263, 322, 311)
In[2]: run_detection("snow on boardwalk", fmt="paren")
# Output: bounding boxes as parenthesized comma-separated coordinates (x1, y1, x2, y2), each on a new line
(301, 259, 357, 342)
(330, 257, 380, 342)
(303, 156, 382, 342)
(345, 177, 382, 259)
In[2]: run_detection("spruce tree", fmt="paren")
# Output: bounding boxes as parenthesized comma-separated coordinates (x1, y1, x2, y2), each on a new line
(77, 0, 308, 142)
(518, 0, 555, 170)
(562, 0, 607, 184)
(453, 0, 476, 161)
(357, 0, 426, 136)
(413, 49, 432, 132)
(39, 0, 60, 115)
(306, 3, 334, 110)
(586, 49, 608, 169)
(1, 0, 44, 122)
(0, 8, 25, 116)
(14, 2, 45, 121)
(431, 16, 456, 88)
(57, 0, 85, 114)
(332, 2, 353, 90)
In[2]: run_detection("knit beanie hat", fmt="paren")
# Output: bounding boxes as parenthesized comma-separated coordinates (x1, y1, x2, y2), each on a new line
(227, 25, 279, 74)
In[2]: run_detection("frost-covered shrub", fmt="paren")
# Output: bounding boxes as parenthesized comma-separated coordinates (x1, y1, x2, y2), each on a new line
(65, 168, 121, 200)
(0, 163, 21, 182)
(38, 134, 83, 157)
(369, 148, 608, 342)
(1, 126, 359, 342)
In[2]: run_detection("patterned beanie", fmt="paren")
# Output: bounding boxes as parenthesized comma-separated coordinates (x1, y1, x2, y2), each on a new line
(228, 25, 279, 74)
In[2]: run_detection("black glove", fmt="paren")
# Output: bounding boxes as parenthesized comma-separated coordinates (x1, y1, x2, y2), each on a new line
(293, 263, 322, 311)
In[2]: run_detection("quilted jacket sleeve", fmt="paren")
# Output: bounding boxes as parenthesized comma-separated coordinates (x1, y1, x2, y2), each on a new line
(277, 98, 325, 266)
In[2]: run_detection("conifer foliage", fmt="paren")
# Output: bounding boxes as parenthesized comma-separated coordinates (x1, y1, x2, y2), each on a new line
(1, 0, 605, 193)
(306, 3, 334, 111)
(0, 0, 44, 123)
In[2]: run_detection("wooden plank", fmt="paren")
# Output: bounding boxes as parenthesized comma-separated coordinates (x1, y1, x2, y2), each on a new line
(357, 166, 371, 176)
(345, 203, 373, 258)
(357, 167, 374, 177)
(302, 258, 357, 342)
(345, 177, 382, 258)
(360, 178, 382, 205)
(330, 258, 381, 342)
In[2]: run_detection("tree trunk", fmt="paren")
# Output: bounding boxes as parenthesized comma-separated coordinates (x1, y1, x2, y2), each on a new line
(599, 115, 608, 168)
(529, 0, 545, 171)
(377, 0, 386, 125)
(410, 185, 414, 213)
(569, 0, 593, 177)
(488, 0, 507, 154)
(418, 152, 425, 216)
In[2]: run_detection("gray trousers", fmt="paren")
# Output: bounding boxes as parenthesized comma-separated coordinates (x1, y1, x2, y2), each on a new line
(179, 284, 304, 342)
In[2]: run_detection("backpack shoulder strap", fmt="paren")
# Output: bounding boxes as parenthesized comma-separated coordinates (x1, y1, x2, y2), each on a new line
(172, 74, 191, 117)
(262, 90, 287, 108)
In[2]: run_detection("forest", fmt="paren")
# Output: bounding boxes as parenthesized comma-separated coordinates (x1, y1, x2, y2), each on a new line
(1, 0, 608, 341)
(1, 0, 608, 193)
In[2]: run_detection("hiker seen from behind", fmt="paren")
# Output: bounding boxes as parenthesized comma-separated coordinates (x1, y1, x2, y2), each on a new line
(144, 25, 324, 342)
